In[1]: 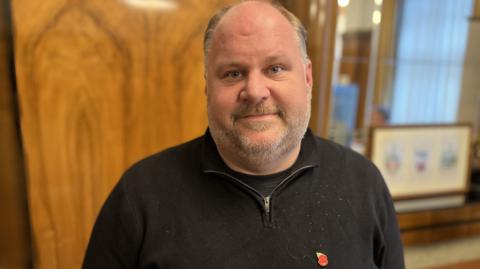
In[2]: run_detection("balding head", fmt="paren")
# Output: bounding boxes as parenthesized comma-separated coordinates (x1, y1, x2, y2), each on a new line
(203, 1, 308, 71)
(203, 1, 313, 175)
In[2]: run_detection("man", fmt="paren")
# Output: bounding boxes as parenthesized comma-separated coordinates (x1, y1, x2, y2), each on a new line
(83, 1, 405, 268)
(371, 106, 390, 127)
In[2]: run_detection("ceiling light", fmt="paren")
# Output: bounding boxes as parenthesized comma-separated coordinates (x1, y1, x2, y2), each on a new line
(337, 0, 350, 8)
(124, 0, 178, 10)
(372, 10, 382, 24)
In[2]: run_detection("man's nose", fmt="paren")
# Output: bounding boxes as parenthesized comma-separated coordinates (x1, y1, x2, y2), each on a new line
(239, 71, 271, 102)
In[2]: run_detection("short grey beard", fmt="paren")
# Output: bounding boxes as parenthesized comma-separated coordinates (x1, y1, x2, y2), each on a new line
(207, 102, 311, 169)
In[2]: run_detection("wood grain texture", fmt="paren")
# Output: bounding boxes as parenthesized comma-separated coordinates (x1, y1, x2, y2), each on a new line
(12, 0, 237, 268)
(0, 1, 32, 268)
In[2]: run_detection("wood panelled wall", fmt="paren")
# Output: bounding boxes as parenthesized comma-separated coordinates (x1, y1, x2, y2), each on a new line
(339, 31, 371, 129)
(373, 0, 398, 106)
(12, 0, 237, 268)
(11, 0, 335, 268)
(0, 1, 31, 268)
(282, 0, 337, 137)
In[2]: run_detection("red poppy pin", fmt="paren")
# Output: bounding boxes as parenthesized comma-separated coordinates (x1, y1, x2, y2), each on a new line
(316, 252, 328, 267)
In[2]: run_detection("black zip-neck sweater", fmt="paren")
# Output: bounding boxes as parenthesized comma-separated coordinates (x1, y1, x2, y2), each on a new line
(83, 129, 405, 268)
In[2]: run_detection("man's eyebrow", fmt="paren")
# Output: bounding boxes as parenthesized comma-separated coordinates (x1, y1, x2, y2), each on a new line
(264, 54, 292, 64)
(213, 55, 292, 73)
(217, 62, 244, 68)
(214, 62, 246, 73)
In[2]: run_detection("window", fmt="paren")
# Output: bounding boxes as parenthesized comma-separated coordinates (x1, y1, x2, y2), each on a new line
(390, 0, 473, 124)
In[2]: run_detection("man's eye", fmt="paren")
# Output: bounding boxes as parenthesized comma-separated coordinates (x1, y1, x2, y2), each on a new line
(224, 70, 243, 79)
(268, 65, 284, 75)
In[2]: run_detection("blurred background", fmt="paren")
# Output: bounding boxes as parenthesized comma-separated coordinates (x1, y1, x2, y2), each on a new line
(0, 0, 479, 268)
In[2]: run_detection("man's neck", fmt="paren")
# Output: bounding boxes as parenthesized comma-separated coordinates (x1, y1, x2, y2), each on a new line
(217, 144, 301, 175)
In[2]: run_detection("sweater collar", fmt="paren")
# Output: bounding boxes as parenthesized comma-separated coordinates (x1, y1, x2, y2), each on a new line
(201, 128, 320, 174)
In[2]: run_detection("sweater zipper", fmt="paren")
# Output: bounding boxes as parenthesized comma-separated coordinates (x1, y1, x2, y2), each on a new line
(264, 196, 271, 214)
(204, 165, 315, 225)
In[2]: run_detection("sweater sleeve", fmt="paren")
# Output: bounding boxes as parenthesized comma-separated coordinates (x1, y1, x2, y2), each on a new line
(82, 177, 142, 269)
(374, 170, 406, 269)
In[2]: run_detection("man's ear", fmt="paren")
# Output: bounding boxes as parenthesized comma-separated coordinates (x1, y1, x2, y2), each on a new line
(305, 59, 313, 90)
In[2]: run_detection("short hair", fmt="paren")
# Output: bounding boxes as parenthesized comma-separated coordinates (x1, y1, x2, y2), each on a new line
(203, 1, 308, 69)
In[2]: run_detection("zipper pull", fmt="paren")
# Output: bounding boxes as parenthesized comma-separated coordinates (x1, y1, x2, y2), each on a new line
(264, 196, 271, 213)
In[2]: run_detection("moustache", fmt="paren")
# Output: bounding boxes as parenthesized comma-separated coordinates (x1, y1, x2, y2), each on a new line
(232, 104, 285, 121)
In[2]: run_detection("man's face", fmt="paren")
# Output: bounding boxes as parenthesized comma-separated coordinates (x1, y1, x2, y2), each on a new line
(205, 4, 313, 163)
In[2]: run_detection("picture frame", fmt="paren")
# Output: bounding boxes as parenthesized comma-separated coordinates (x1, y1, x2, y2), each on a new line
(367, 124, 472, 201)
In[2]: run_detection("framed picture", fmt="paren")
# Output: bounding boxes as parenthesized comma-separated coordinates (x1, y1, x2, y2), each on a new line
(367, 124, 472, 201)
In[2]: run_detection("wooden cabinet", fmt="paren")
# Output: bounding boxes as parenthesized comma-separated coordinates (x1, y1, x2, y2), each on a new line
(398, 202, 480, 245)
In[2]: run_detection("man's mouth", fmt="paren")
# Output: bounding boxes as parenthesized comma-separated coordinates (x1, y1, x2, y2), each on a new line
(234, 112, 280, 123)
(241, 113, 278, 118)
(232, 104, 285, 123)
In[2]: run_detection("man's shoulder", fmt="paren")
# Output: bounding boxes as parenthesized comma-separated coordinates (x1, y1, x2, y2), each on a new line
(310, 134, 369, 161)
(122, 135, 205, 180)
(311, 135, 347, 154)
(310, 135, 389, 204)
(310, 134, 380, 175)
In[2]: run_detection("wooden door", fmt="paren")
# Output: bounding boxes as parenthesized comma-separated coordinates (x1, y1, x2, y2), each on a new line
(12, 0, 236, 268)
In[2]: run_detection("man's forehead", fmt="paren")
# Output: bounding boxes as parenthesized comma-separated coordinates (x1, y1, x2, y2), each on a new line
(214, 2, 292, 38)
(204, 1, 305, 72)
(210, 32, 295, 65)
